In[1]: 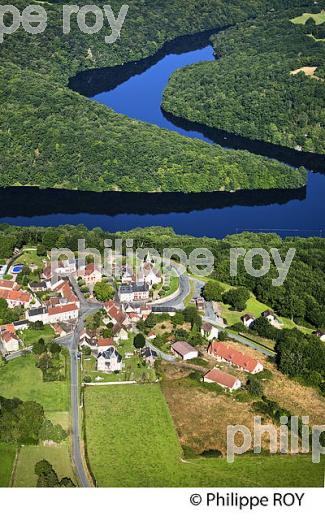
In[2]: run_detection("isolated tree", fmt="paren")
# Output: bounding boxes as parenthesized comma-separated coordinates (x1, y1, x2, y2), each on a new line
(203, 281, 224, 301)
(134, 333, 145, 349)
(93, 281, 115, 302)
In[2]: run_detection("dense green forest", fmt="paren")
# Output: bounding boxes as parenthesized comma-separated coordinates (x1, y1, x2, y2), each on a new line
(1, 223, 324, 329)
(162, 3, 325, 154)
(0, 0, 315, 192)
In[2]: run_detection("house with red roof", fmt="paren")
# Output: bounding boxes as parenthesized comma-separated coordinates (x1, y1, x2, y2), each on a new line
(0, 288, 31, 308)
(0, 280, 20, 291)
(208, 341, 263, 374)
(78, 263, 102, 285)
(104, 300, 128, 326)
(203, 368, 241, 391)
(47, 303, 79, 324)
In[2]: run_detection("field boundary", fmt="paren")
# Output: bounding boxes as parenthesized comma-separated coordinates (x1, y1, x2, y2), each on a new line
(9, 446, 20, 488)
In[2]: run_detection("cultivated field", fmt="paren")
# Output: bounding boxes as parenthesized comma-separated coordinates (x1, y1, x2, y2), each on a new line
(84, 384, 324, 487)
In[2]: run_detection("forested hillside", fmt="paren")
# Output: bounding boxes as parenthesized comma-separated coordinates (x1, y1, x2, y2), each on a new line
(162, 3, 325, 154)
(0, 0, 314, 192)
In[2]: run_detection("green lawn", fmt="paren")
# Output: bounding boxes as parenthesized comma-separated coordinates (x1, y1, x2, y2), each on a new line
(163, 275, 179, 297)
(221, 296, 269, 326)
(0, 444, 16, 487)
(221, 296, 313, 335)
(19, 325, 55, 348)
(13, 248, 45, 269)
(0, 354, 68, 412)
(12, 445, 75, 487)
(84, 384, 324, 487)
(291, 10, 325, 25)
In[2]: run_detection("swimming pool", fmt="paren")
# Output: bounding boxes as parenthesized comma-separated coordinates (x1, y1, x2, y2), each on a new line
(11, 264, 24, 274)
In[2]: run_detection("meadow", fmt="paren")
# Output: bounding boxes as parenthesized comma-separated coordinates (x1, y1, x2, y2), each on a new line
(84, 384, 324, 487)
(291, 10, 325, 25)
(0, 444, 16, 487)
(0, 354, 68, 412)
(12, 445, 75, 488)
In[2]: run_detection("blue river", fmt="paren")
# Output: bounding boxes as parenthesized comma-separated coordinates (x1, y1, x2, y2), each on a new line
(0, 39, 324, 238)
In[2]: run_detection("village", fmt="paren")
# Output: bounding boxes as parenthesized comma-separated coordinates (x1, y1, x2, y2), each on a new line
(2, 244, 321, 393)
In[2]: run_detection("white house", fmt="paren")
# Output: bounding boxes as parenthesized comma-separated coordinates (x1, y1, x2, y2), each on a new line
(118, 283, 149, 303)
(171, 341, 198, 361)
(27, 303, 79, 324)
(47, 303, 79, 324)
(112, 323, 129, 341)
(241, 314, 256, 328)
(97, 347, 123, 373)
(141, 346, 158, 366)
(261, 310, 281, 328)
(0, 331, 20, 353)
(201, 322, 219, 341)
(54, 258, 77, 276)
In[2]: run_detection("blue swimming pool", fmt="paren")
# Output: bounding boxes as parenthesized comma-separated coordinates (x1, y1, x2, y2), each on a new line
(11, 264, 24, 274)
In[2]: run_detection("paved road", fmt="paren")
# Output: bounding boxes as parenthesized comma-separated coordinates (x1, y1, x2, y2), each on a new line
(56, 276, 103, 487)
(154, 270, 204, 310)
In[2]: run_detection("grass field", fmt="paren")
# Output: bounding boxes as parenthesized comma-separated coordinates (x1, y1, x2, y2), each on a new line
(19, 325, 55, 348)
(0, 355, 74, 487)
(13, 248, 45, 269)
(12, 445, 75, 487)
(0, 354, 68, 412)
(84, 384, 324, 487)
(291, 10, 325, 25)
(0, 444, 16, 487)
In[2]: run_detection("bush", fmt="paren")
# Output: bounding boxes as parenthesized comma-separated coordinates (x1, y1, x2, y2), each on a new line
(247, 376, 263, 397)
(39, 419, 67, 443)
(218, 330, 229, 341)
(200, 449, 222, 458)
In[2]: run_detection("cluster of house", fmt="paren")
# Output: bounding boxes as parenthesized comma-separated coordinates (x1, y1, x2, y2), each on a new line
(203, 341, 264, 391)
(27, 278, 79, 325)
(0, 279, 33, 355)
(118, 254, 162, 303)
(169, 335, 264, 392)
(79, 298, 158, 374)
(241, 309, 282, 329)
(0, 262, 82, 355)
